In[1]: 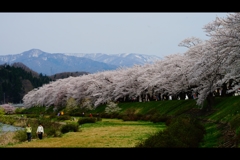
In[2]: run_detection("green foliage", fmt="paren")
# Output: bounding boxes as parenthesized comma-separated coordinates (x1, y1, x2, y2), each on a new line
(26, 114, 40, 118)
(13, 129, 27, 142)
(14, 107, 25, 114)
(61, 123, 79, 134)
(0, 63, 51, 103)
(136, 130, 186, 148)
(78, 117, 96, 125)
(48, 129, 62, 137)
(57, 115, 71, 121)
(22, 106, 46, 114)
(121, 108, 138, 121)
(2, 96, 240, 147)
(0, 108, 4, 115)
(167, 116, 206, 147)
(149, 113, 169, 123)
(136, 116, 205, 148)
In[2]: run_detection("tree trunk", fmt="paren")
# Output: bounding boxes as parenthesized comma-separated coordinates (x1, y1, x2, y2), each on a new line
(179, 92, 185, 100)
(203, 92, 215, 112)
(221, 83, 228, 97)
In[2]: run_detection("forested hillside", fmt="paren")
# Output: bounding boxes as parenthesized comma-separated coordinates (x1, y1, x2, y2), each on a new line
(0, 63, 51, 104)
(0, 62, 90, 104)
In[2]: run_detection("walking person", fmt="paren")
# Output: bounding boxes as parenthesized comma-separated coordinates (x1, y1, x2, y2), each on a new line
(26, 123, 32, 142)
(36, 123, 44, 140)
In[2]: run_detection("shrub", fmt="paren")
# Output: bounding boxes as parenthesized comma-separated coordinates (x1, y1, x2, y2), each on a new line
(167, 116, 206, 147)
(47, 128, 62, 137)
(0, 108, 4, 115)
(26, 114, 39, 118)
(61, 123, 79, 134)
(15, 107, 25, 114)
(135, 116, 206, 148)
(57, 115, 71, 120)
(78, 117, 96, 125)
(49, 113, 57, 119)
(100, 113, 111, 118)
(122, 108, 137, 121)
(136, 130, 186, 148)
(13, 129, 28, 142)
(122, 114, 139, 121)
(149, 114, 169, 123)
(70, 111, 83, 117)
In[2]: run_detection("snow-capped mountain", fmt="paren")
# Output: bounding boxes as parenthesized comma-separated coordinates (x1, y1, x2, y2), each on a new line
(0, 49, 118, 75)
(0, 49, 162, 75)
(63, 52, 162, 67)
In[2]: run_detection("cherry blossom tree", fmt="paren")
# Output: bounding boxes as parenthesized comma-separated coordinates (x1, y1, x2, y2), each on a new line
(203, 12, 240, 95)
(22, 13, 240, 114)
(0, 104, 16, 114)
(105, 101, 121, 114)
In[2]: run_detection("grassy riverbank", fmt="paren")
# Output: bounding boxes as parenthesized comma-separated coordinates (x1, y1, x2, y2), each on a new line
(1, 96, 240, 147)
(5, 118, 165, 148)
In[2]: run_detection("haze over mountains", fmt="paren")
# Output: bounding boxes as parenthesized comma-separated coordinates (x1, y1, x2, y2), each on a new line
(0, 49, 162, 75)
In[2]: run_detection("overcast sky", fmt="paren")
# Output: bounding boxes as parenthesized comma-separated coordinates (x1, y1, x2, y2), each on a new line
(0, 12, 230, 58)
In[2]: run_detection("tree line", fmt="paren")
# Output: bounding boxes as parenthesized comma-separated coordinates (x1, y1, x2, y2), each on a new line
(22, 13, 240, 112)
(0, 63, 51, 104)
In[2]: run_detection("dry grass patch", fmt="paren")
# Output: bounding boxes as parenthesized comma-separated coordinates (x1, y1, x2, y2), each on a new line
(0, 132, 19, 146)
(6, 118, 165, 148)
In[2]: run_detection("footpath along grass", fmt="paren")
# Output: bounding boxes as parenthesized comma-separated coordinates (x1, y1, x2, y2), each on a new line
(6, 118, 165, 148)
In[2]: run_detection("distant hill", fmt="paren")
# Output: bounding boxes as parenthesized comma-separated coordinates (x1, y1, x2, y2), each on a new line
(0, 49, 162, 75)
(64, 52, 162, 67)
(0, 63, 51, 103)
(0, 49, 118, 76)
(11, 62, 39, 77)
(0, 63, 89, 104)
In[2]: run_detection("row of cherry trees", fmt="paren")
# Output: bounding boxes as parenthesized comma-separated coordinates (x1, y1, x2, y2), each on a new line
(23, 13, 240, 111)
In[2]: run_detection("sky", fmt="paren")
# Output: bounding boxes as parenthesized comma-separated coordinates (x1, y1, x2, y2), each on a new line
(0, 12, 230, 58)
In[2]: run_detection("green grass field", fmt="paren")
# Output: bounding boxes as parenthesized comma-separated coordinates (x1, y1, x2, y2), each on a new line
(2, 96, 240, 148)
(5, 118, 165, 148)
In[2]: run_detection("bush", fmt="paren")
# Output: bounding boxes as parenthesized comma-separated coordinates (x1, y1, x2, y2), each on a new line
(167, 116, 206, 147)
(100, 113, 111, 118)
(0, 108, 4, 115)
(26, 114, 39, 118)
(70, 111, 83, 117)
(57, 115, 71, 120)
(122, 108, 138, 121)
(15, 108, 25, 114)
(61, 123, 79, 134)
(149, 114, 169, 123)
(47, 128, 62, 137)
(13, 129, 28, 142)
(78, 117, 96, 125)
(49, 113, 57, 119)
(135, 116, 206, 148)
(136, 130, 186, 148)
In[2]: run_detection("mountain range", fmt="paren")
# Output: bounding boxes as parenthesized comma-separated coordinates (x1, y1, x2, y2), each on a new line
(0, 49, 162, 75)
